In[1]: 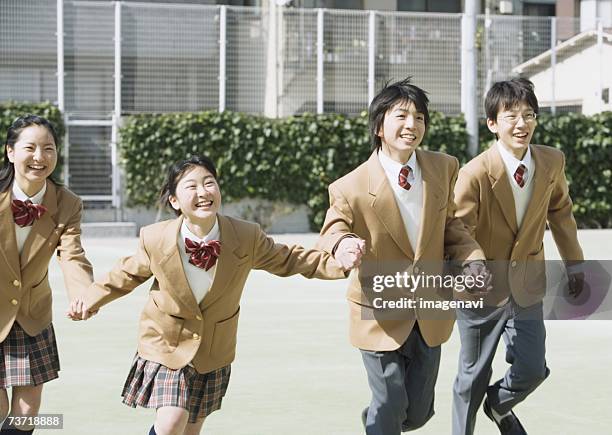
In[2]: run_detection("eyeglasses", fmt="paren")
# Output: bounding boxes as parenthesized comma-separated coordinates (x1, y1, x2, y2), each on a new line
(499, 112, 537, 124)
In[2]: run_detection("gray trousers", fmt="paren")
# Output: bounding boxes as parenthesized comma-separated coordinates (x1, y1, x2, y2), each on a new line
(452, 298, 550, 435)
(361, 324, 441, 435)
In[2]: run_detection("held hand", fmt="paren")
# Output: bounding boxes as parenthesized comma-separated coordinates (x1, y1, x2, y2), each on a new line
(335, 237, 366, 271)
(461, 260, 493, 295)
(66, 298, 98, 321)
(567, 271, 585, 299)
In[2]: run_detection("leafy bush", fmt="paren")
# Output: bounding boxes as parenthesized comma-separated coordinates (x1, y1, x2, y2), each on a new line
(119, 110, 471, 229)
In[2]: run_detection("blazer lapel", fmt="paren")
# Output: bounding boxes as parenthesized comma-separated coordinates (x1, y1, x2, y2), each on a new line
(516, 146, 554, 239)
(487, 146, 519, 235)
(0, 190, 21, 278)
(414, 149, 445, 261)
(157, 216, 201, 317)
(368, 152, 415, 260)
(20, 180, 59, 269)
(200, 214, 247, 310)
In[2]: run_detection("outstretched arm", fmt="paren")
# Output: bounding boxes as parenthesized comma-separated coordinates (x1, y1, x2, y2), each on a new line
(68, 227, 153, 320)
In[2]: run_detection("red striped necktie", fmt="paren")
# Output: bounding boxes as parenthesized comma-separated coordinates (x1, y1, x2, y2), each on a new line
(398, 165, 412, 191)
(514, 164, 527, 188)
(11, 199, 47, 227)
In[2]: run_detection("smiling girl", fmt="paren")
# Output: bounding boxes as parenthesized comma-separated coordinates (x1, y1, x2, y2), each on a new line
(69, 155, 357, 435)
(0, 115, 94, 434)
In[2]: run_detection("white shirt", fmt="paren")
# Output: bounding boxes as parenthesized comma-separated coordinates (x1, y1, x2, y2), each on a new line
(378, 150, 423, 252)
(177, 218, 220, 304)
(497, 141, 535, 228)
(12, 182, 47, 253)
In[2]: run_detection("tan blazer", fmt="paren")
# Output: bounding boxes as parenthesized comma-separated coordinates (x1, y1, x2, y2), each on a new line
(454, 144, 584, 307)
(0, 180, 94, 341)
(82, 214, 345, 374)
(317, 150, 485, 352)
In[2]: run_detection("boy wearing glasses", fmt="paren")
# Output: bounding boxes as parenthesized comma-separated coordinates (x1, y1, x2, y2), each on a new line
(452, 78, 584, 435)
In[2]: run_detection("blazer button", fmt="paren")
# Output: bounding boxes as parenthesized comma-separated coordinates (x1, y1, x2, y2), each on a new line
(11, 299, 18, 305)
(192, 333, 200, 340)
(511, 261, 517, 268)
(196, 315, 202, 321)
(12, 280, 20, 287)
(413, 266, 420, 274)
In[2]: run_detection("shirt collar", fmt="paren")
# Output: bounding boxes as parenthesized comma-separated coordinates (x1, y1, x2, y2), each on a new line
(496, 141, 532, 175)
(12, 181, 46, 204)
(180, 217, 220, 244)
(378, 149, 419, 180)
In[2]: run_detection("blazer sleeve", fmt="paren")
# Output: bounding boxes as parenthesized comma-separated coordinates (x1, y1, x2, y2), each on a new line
(251, 223, 347, 280)
(83, 227, 154, 311)
(453, 165, 480, 238)
(442, 159, 485, 263)
(316, 183, 359, 254)
(56, 198, 94, 301)
(547, 153, 584, 261)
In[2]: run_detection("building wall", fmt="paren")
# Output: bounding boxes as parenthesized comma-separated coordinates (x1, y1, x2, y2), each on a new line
(363, 0, 395, 11)
(528, 42, 612, 114)
(557, 0, 579, 18)
(581, 0, 612, 29)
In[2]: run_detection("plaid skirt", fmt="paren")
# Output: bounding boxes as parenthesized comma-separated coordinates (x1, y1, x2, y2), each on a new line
(0, 322, 60, 389)
(121, 355, 231, 423)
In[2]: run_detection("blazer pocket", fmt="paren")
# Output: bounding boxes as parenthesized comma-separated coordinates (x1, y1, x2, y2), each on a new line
(29, 272, 52, 319)
(149, 298, 184, 350)
(210, 307, 240, 361)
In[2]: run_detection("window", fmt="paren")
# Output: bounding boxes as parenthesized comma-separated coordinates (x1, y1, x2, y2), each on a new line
(397, 0, 460, 13)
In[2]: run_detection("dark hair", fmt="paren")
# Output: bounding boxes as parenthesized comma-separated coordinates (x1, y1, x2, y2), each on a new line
(159, 154, 218, 216)
(1, 114, 61, 193)
(484, 78, 539, 121)
(368, 77, 430, 151)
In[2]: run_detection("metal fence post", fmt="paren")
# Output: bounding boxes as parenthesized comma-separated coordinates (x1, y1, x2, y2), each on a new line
(219, 5, 227, 113)
(112, 0, 122, 210)
(550, 16, 556, 115)
(461, 1, 479, 157)
(56, 0, 64, 113)
(368, 10, 376, 106)
(597, 19, 604, 113)
(316, 8, 324, 114)
(57, 0, 69, 185)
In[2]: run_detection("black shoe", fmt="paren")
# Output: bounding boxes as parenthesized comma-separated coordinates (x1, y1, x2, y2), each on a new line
(483, 399, 527, 435)
(361, 407, 368, 429)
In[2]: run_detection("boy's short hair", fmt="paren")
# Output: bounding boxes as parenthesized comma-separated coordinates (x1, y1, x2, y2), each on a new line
(484, 78, 539, 121)
(368, 77, 430, 151)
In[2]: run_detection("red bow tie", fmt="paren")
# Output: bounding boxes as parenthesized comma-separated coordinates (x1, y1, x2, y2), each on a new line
(11, 199, 48, 227)
(185, 238, 221, 271)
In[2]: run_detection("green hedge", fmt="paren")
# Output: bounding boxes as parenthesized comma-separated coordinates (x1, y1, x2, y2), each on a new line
(531, 112, 612, 228)
(119, 111, 471, 229)
(120, 110, 612, 230)
(0, 101, 65, 180)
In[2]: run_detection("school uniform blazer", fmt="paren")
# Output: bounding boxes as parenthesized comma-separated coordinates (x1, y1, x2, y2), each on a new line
(317, 150, 485, 351)
(0, 180, 94, 341)
(454, 144, 584, 307)
(82, 214, 346, 374)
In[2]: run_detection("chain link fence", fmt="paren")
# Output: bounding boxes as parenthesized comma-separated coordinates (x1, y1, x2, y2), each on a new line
(0, 0, 57, 104)
(1, 1, 601, 205)
(376, 12, 462, 114)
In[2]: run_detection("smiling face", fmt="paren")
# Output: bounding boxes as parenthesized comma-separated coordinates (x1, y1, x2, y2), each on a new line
(7, 125, 58, 196)
(487, 101, 537, 160)
(168, 165, 221, 228)
(378, 100, 426, 164)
